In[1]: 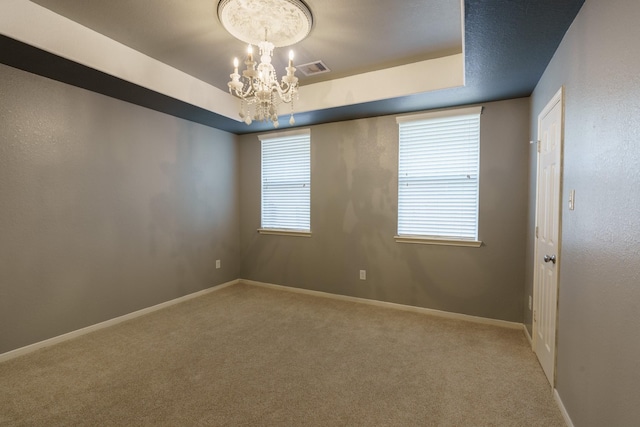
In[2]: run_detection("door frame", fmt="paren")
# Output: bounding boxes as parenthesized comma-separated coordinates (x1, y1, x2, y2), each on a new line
(532, 86, 565, 387)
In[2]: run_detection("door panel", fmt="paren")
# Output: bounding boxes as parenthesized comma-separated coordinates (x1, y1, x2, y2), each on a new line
(533, 88, 563, 387)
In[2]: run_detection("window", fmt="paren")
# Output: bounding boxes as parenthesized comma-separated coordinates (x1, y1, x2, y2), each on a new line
(396, 106, 482, 247)
(259, 129, 311, 235)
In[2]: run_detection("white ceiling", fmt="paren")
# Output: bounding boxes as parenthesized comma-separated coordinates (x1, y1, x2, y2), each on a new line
(30, 0, 463, 91)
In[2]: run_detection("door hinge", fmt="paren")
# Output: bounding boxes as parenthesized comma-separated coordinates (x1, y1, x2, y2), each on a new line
(533, 310, 537, 322)
(535, 226, 539, 238)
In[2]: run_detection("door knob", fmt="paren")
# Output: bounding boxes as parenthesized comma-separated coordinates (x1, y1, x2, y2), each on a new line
(543, 255, 556, 264)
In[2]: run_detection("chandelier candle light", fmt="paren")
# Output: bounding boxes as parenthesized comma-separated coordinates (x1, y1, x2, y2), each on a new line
(218, 0, 313, 128)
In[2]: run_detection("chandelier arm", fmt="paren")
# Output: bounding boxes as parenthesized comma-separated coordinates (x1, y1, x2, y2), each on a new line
(274, 82, 297, 102)
(231, 80, 253, 100)
(233, 74, 297, 100)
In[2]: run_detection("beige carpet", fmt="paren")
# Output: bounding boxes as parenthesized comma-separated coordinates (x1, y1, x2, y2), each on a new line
(0, 282, 565, 426)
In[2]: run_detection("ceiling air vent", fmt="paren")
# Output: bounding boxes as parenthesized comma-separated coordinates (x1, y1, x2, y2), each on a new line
(297, 60, 331, 77)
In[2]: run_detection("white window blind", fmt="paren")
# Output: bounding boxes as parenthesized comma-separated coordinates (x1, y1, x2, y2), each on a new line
(260, 129, 310, 231)
(397, 107, 481, 241)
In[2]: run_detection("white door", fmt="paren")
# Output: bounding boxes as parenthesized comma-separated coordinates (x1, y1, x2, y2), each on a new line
(533, 87, 563, 387)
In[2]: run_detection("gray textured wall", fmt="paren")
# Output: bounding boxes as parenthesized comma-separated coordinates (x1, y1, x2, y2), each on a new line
(240, 98, 530, 322)
(0, 64, 240, 354)
(527, 0, 640, 425)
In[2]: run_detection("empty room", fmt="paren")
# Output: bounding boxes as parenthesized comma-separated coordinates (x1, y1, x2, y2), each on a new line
(1, 0, 638, 425)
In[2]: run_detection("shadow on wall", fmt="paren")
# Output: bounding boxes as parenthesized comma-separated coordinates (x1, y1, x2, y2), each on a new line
(240, 98, 530, 322)
(148, 122, 239, 292)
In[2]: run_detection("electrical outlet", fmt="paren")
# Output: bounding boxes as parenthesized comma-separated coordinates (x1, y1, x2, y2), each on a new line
(359, 270, 366, 280)
(529, 295, 532, 310)
(216, 260, 221, 269)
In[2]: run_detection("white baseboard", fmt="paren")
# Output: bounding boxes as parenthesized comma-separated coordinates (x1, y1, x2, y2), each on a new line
(241, 279, 523, 330)
(554, 389, 574, 427)
(0, 279, 239, 363)
(523, 324, 533, 348)
(1, 278, 525, 363)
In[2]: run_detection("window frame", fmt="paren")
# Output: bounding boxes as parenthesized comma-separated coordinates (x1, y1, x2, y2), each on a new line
(258, 128, 311, 237)
(394, 106, 483, 248)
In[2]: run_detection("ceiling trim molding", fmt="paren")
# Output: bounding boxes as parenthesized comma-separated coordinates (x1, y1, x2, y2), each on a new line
(0, 0, 465, 125)
(1, 0, 585, 135)
(297, 54, 463, 113)
(0, 35, 249, 133)
(0, 0, 240, 120)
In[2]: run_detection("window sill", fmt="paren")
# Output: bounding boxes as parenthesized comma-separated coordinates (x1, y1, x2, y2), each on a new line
(394, 235, 483, 247)
(258, 228, 312, 237)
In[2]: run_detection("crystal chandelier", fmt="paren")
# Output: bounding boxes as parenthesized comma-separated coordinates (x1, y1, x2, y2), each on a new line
(228, 34, 298, 127)
(217, 0, 313, 128)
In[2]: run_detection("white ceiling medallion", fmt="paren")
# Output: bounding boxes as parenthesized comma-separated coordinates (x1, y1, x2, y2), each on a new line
(218, 0, 313, 128)
(217, 0, 313, 47)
